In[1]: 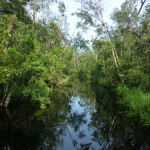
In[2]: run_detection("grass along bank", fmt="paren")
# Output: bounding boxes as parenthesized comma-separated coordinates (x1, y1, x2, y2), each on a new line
(117, 85, 150, 127)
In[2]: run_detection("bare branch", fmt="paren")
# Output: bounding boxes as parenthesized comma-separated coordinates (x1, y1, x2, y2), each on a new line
(137, 0, 147, 15)
(64, 28, 77, 51)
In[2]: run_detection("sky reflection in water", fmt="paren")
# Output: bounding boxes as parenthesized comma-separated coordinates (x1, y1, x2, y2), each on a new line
(0, 84, 150, 150)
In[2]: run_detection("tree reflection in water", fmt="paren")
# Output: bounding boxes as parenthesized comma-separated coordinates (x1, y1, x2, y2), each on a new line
(0, 82, 150, 150)
(89, 84, 150, 150)
(0, 92, 71, 150)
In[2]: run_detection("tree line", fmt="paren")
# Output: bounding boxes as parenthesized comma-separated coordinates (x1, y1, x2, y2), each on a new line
(0, 0, 150, 110)
(0, 0, 72, 107)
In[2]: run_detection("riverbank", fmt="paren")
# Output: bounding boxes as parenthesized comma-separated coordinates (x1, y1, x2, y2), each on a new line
(117, 85, 150, 127)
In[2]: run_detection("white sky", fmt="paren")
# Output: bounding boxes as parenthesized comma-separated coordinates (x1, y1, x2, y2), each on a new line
(27, 0, 149, 38)
(63, 0, 126, 37)
(50, 0, 149, 39)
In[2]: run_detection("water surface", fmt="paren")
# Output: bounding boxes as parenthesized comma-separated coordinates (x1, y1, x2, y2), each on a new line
(0, 83, 150, 150)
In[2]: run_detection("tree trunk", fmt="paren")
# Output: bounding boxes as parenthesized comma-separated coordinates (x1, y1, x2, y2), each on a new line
(0, 84, 14, 107)
(4, 15, 16, 51)
(33, 0, 39, 23)
(102, 22, 120, 68)
(95, 11, 120, 69)
(3, 91, 12, 107)
(138, 0, 147, 15)
(94, 8, 125, 83)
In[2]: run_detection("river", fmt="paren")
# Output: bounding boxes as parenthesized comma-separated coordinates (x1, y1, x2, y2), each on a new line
(0, 82, 150, 150)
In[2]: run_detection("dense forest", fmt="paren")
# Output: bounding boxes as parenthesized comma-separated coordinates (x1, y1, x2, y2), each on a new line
(0, 0, 150, 129)
(72, 0, 150, 126)
(0, 0, 73, 108)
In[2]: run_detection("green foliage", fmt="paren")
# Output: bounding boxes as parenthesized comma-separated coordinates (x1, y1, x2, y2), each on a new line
(0, 0, 31, 23)
(72, 0, 150, 127)
(0, 0, 72, 107)
(58, 1, 66, 16)
(125, 68, 150, 91)
(72, 32, 90, 52)
(78, 69, 87, 81)
(111, 0, 137, 28)
(23, 78, 51, 107)
(117, 85, 150, 126)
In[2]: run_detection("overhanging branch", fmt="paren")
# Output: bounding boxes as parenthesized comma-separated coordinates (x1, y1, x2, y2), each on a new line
(137, 0, 147, 15)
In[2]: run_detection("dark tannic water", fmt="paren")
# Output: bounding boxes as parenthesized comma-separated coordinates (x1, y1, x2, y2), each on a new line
(0, 82, 150, 150)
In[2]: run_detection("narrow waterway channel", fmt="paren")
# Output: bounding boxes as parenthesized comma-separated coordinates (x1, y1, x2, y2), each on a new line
(0, 82, 150, 150)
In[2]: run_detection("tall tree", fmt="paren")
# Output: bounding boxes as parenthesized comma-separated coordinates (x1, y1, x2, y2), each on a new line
(0, 0, 72, 107)
(74, 0, 125, 82)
